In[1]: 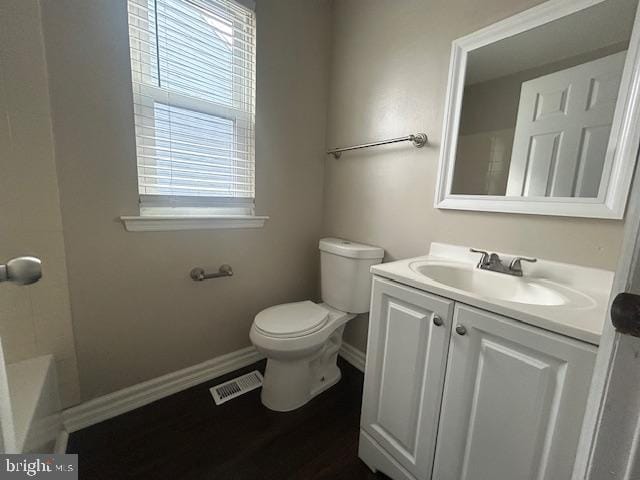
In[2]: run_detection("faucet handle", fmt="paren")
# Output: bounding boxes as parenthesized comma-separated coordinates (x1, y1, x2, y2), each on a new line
(470, 248, 490, 267)
(509, 256, 537, 274)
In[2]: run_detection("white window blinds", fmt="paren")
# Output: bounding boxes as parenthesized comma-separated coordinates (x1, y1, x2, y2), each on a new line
(127, 0, 256, 213)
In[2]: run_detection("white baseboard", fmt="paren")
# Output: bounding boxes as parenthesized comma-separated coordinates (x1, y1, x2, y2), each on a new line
(63, 346, 263, 433)
(63, 343, 362, 434)
(339, 342, 366, 372)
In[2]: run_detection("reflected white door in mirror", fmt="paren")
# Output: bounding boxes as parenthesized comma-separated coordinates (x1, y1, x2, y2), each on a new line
(435, 0, 640, 218)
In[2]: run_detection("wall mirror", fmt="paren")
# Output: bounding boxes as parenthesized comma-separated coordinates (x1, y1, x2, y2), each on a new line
(435, 0, 640, 219)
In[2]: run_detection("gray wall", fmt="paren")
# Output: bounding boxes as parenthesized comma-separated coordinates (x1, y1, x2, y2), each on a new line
(34, 0, 629, 399)
(40, 0, 331, 401)
(0, 0, 80, 407)
(324, 0, 625, 352)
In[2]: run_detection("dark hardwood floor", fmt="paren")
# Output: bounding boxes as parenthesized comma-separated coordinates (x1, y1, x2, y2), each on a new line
(68, 358, 388, 479)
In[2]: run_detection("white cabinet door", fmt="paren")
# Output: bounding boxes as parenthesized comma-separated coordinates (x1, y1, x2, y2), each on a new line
(361, 277, 454, 480)
(507, 51, 626, 198)
(433, 304, 597, 480)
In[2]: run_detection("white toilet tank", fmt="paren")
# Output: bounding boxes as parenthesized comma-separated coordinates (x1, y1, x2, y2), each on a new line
(319, 238, 384, 314)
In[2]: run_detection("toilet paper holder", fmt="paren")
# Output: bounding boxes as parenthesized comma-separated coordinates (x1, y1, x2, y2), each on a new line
(190, 264, 233, 281)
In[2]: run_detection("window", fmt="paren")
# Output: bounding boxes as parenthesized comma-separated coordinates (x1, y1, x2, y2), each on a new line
(126, 0, 256, 218)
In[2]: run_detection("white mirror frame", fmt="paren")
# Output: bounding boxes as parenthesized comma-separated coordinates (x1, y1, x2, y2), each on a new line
(435, 0, 640, 219)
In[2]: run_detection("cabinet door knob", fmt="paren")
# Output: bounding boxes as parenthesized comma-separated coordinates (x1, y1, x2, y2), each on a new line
(455, 325, 467, 336)
(433, 314, 443, 327)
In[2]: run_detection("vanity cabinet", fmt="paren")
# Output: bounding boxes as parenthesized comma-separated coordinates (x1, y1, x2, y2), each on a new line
(359, 277, 598, 480)
(433, 304, 597, 480)
(361, 278, 454, 480)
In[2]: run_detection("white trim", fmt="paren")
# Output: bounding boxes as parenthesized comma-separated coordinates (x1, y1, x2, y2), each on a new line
(573, 60, 640, 474)
(434, 0, 640, 219)
(120, 215, 269, 232)
(63, 346, 264, 433)
(53, 430, 68, 454)
(339, 342, 366, 372)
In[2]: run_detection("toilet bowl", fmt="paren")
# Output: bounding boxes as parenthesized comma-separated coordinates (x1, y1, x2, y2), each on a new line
(250, 301, 354, 411)
(250, 238, 384, 412)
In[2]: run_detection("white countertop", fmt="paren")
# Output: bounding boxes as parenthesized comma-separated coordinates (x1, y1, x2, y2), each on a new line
(371, 243, 614, 345)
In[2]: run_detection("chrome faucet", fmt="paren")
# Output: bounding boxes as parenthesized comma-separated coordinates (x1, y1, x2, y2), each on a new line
(470, 249, 537, 277)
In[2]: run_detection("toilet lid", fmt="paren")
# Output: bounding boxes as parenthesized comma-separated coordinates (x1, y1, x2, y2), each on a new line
(254, 301, 329, 338)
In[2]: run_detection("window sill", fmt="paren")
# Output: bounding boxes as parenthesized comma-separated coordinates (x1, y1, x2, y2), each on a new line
(120, 215, 269, 232)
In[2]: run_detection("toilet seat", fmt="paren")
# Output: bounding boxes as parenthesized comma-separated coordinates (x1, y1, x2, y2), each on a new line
(254, 301, 329, 338)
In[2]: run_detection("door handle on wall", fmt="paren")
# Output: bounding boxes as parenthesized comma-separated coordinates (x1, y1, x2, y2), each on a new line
(0, 256, 42, 286)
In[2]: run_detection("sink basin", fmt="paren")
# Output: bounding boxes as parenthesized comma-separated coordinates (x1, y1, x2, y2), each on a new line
(369, 243, 614, 344)
(409, 260, 592, 307)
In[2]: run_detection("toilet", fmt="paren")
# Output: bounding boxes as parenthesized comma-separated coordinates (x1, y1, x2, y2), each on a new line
(250, 238, 384, 412)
